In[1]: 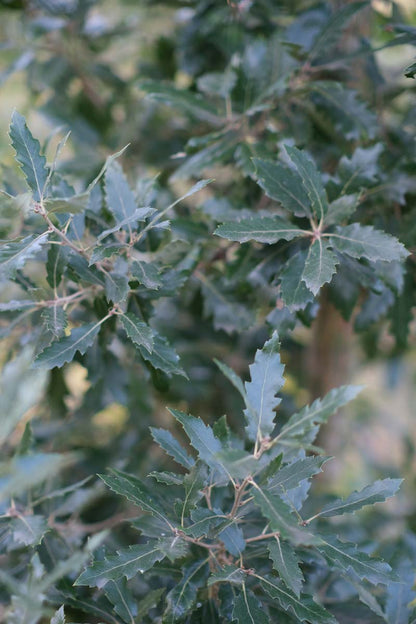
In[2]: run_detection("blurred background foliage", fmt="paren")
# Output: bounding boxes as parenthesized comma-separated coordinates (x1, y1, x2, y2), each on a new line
(0, 0, 416, 621)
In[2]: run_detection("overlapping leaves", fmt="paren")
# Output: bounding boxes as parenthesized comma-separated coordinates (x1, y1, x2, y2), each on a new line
(76, 335, 401, 621)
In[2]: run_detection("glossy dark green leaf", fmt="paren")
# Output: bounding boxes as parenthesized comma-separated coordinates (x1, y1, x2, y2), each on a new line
(285, 146, 328, 224)
(316, 536, 396, 585)
(131, 260, 162, 290)
(267, 456, 329, 494)
(259, 575, 336, 623)
(139, 80, 220, 124)
(104, 160, 137, 224)
(33, 321, 103, 369)
(337, 144, 383, 194)
(169, 408, 227, 482)
(268, 539, 304, 597)
(0, 233, 49, 280)
(279, 251, 314, 311)
(309, 2, 367, 61)
(329, 224, 409, 263)
(179, 463, 208, 525)
(139, 333, 187, 378)
(215, 217, 305, 244)
(313, 478, 402, 519)
(119, 313, 153, 353)
(99, 469, 173, 529)
(232, 585, 270, 624)
(244, 331, 285, 442)
(208, 565, 245, 586)
(251, 485, 312, 544)
(149, 427, 195, 469)
(46, 244, 65, 289)
(325, 194, 358, 226)
(302, 239, 338, 295)
(9, 111, 48, 201)
(277, 385, 362, 445)
(104, 578, 137, 624)
(75, 542, 165, 587)
(104, 272, 129, 303)
(252, 158, 311, 218)
(164, 560, 208, 623)
(41, 306, 67, 337)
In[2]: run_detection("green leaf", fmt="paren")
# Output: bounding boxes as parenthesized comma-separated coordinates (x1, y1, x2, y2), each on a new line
(0, 348, 48, 445)
(337, 143, 383, 194)
(99, 469, 173, 529)
(46, 244, 65, 289)
(215, 448, 257, 480)
(215, 216, 305, 244)
(43, 194, 88, 215)
(313, 478, 402, 519)
(119, 313, 153, 353)
(233, 585, 270, 624)
(268, 538, 304, 597)
(0, 233, 49, 281)
(139, 333, 187, 378)
(172, 136, 236, 180)
(214, 359, 246, 401)
(201, 277, 254, 334)
(8, 514, 49, 547)
(279, 251, 314, 311)
(104, 272, 129, 303)
(75, 542, 165, 587)
(164, 560, 208, 623)
(252, 158, 312, 218)
(267, 456, 329, 494)
(329, 224, 409, 263)
(136, 588, 165, 620)
(184, 508, 230, 539)
(197, 68, 237, 98)
(89, 244, 123, 265)
(97, 207, 155, 241)
(218, 521, 245, 556)
(259, 575, 336, 623)
(208, 565, 245, 586)
(302, 239, 338, 295)
(139, 80, 220, 124)
(131, 260, 163, 290)
(0, 453, 71, 501)
(277, 385, 362, 445)
(104, 160, 137, 224)
(310, 82, 377, 140)
(244, 331, 285, 442)
(41, 306, 68, 337)
(104, 578, 136, 624)
(9, 111, 48, 201)
(149, 471, 183, 486)
(33, 321, 103, 369)
(179, 462, 208, 526)
(251, 485, 313, 545)
(149, 427, 195, 469)
(66, 253, 105, 286)
(309, 2, 367, 61)
(157, 536, 189, 562)
(169, 409, 227, 483)
(325, 194, 359, 226)
(316, 536, 396, 585)
(50, 605, 65, 624)
(285, 146, 328, 224)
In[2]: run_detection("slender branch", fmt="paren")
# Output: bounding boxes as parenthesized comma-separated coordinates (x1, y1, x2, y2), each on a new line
(246, 531, 281, 543)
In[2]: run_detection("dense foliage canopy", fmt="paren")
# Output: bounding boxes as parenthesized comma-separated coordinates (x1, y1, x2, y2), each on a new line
(0, 1, 415, 622)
